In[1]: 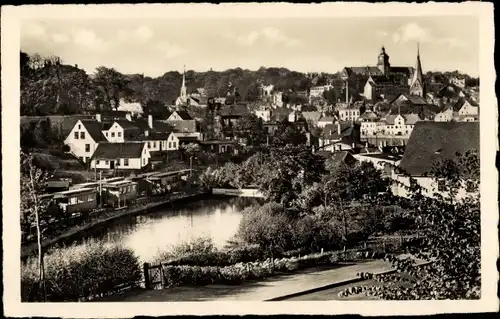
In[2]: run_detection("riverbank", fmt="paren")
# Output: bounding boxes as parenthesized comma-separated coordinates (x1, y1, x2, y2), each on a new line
(21, 189, 211, 259)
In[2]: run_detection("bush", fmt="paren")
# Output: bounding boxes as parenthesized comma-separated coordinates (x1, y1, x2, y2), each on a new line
(21, 240, 142, 301)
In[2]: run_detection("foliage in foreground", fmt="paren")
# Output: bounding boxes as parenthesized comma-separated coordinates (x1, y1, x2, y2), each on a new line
(342, 151, 480, 300)
(21, 240, 142, 301)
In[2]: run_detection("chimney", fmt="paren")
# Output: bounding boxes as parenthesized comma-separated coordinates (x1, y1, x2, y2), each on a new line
(95, 114, 101, 122)
(148, 114, 153, 129)
(125, 113, 132, 122)
(337, 122, 341, 135)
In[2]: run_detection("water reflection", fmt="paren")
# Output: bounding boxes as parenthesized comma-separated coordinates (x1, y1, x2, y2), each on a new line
(66, 197, 260, 263)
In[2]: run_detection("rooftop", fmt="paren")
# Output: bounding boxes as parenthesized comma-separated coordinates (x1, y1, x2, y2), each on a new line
(92, 142, 145, 160)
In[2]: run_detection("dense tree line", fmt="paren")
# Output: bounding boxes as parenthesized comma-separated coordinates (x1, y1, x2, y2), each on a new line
(20, 52, 344, 116)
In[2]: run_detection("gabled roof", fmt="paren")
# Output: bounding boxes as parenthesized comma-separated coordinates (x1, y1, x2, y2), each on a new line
(390, 66, 414, 77)
(330, 151, 358, 166)
(318, 116, 336, 123)
(114, 120, 141, 130)
(80, 120, 108, 142)
(219, 104, 250, 117)
(398, 121, 479, 176)
(177, 136, 199, 143)
(383, 114, 401, 125)
(321, 123, 353, 140)
(171, 110, 193, 120)
(164, 120, 197, 133)
(360, 111, 379, 121)
(403, 113, 421, 125)
(454, 97, 479, 111)
(390, 93, 427, 105)
(129, 132, 172, 141)
(91, 142, 145, 160)
(302, 111, 323, 122)
(344, 66, 382, 76)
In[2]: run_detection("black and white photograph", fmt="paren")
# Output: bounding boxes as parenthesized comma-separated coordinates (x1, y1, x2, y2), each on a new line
(2, 2, 498, 317)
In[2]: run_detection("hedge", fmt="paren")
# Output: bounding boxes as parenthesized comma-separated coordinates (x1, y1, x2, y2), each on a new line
(161, 249, 389, 287)
(21, 240, 142, 302)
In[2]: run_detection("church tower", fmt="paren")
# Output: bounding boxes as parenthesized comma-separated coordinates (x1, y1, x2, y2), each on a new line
(175, 65, 188, 106)
(377, 46, 391, 75)
(409, 43, 425, 97)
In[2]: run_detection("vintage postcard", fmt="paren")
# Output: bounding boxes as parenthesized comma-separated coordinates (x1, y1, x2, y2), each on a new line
(2, 2, 498, 317)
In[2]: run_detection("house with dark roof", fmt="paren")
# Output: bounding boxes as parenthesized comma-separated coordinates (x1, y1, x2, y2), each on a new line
(90, 142, 150, 170)
(326, 151, 359, 167)
(318, 122, 361, 153)
(64, 119, 108, 164)
(455, 97, 479, 117)
(390, 93, 428, 107)
(392, 121, 479, 199)
(166, 110, 193, 121)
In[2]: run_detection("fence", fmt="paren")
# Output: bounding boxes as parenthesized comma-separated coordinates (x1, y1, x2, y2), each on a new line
(142, 234, 426, 290)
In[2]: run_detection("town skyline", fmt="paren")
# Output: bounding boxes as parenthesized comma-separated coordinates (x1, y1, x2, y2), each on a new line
(21, 16, 479, 78)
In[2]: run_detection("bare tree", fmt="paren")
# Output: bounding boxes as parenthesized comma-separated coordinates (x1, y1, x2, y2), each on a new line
(20, 152, 49, 301)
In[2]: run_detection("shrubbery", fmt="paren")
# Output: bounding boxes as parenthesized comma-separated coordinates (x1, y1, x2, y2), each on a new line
(21, 240, 142, 301)
(161, 249, 390, 287)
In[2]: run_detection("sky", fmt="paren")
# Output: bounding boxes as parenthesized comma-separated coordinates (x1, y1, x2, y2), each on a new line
(20, 16, 479, 77)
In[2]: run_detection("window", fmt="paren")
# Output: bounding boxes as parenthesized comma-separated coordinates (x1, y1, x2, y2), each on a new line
(105, 160, 109, 165)
(147, 142, 151, 148)
(74, 132, 79, 139)
(173, 142, 176, 149)
(85, 144, 90, 152)
(153, 142, 156, 148)
(105, 132, 109, 137)
(124, 158, 129, 166)
(80, 132, 85, 139)
(96, 160, 100, 164)
(116, 159, 120, 166)
(143, 158, 146, 165)
(78, 124, 81, 129)
(111, 132, 115, 137)
(168, 142, 172, 148)
(118, 132, 122, 137)
(437, 179, 446, 192)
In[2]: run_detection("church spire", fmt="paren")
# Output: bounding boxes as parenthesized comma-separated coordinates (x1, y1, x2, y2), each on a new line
(410, 42, 425, 97)
(180, 64, 187, 100)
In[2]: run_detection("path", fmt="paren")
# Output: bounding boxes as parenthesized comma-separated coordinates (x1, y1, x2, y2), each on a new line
(96, 258, 399, 302)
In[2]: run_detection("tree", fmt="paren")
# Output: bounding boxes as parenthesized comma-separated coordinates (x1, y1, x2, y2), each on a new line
(324, 161, 389, 203)
(233, 113, 266, 146)
(341, 151, 480, 300)
(273, 119, 307, 147)
(256, 145, 325, 205)
(21, 151, 50, 301)
(93, 66, 130, 110)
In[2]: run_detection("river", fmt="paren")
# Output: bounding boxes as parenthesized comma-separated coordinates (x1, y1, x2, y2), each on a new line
(55, 196, 261, 263)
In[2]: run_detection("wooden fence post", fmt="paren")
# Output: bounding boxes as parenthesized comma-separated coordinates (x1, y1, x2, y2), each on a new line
(143, 262, 151, 289)
(343, 246, 347, 261)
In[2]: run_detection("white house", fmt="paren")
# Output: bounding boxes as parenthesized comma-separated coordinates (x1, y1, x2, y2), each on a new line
(456, 98, 479, 116)
(392, 121, 479, 200)
(90, 142, 150, 170)
(317, 116, 336, 128)
(272, 91, 284, 107)
(338, 106, 361, 122)
(434, 108, 454, 122)
(354, 153, 402, 177)
(360, 111, 380, 136)
(255, 109, 272, 122)
(309, 84, 333, 98)
(382, 113, 420, 137)
(64, 120, 108, 163)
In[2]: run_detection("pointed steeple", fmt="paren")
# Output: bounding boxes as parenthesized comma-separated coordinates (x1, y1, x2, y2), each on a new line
(410, 42, 425, 97)
(180, 64, 187, 98)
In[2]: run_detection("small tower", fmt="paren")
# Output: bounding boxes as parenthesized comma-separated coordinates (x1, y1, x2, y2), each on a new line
(409, 43, 425, 97)
(377, 46, 391, 75)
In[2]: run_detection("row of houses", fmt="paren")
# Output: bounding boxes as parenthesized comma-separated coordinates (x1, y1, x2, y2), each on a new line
(64, 109, 213, 171)
(318, 121, 479, 201)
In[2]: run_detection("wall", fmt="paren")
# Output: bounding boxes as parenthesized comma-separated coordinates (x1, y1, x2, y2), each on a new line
(64, 120, 99, 163)
(391, 174, 478, 201)
(91, 157, 142, 170)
